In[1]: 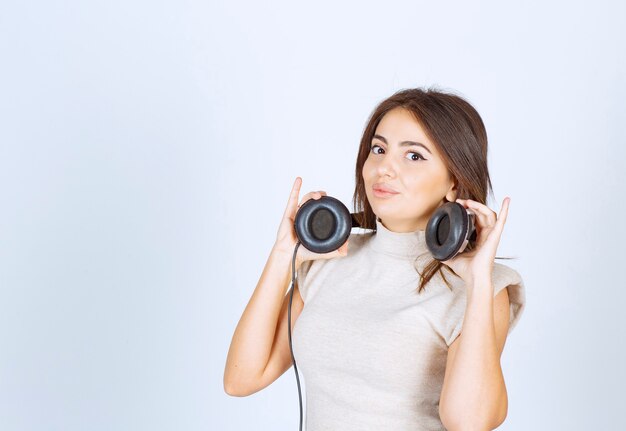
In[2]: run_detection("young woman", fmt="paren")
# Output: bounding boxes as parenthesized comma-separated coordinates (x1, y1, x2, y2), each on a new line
(224, 87, 527, 431)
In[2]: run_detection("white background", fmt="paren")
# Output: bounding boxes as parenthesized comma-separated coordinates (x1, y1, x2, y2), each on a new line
(1, 0, 624, 430)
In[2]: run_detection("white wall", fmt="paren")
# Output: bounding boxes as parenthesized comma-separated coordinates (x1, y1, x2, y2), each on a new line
(1, 0, 624, 429)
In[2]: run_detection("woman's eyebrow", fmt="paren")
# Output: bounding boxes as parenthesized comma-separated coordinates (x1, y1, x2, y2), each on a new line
(372, 134, 432, 155)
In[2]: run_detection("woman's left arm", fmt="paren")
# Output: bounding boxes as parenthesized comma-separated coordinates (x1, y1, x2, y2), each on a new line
(439, 277, 511, 431)
(437, 197, 513, 431)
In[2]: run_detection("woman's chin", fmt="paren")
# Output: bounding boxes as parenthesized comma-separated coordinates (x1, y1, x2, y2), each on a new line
(369, 203, 398, 218)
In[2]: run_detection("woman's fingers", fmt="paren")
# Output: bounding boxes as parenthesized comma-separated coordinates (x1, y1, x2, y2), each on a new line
(284, 177, 303, 218)
(456, 197, 511, 245)
(494, 197, 510, 234)
(456, 198, 496, 228)
(297, 190, 327, 209)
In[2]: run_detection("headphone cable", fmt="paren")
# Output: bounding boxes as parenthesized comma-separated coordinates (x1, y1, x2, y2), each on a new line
(288, 241, 304, 431)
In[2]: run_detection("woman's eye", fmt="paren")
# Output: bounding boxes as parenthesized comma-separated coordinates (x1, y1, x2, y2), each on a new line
(408, 152, 425, 161)
(370, 144, 383, 154)
(369, 144, 425, 162)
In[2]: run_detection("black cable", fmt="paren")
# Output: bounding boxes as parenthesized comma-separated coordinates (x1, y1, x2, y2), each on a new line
(288, 241, 304, 431)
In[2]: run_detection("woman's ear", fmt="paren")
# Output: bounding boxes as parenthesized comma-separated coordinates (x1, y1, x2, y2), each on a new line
(445, 181, 458, 202)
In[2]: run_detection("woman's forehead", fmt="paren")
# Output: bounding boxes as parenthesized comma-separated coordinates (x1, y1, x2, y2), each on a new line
(375, 108, 437, 154)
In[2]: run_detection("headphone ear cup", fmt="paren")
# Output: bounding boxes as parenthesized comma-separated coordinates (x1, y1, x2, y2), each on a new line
(425, 202, 476, 261)
(294, 195, 352, 254)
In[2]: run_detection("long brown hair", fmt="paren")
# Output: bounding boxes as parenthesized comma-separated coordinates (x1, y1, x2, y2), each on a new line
(351, 86, 514, 294)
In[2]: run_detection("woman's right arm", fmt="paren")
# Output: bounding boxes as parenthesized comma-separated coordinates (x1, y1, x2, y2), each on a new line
(223, 245, 303, 397)
(223, 177, 348, 397)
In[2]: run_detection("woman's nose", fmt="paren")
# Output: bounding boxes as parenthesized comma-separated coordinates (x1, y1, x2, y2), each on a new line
(377, 153, 398, 177)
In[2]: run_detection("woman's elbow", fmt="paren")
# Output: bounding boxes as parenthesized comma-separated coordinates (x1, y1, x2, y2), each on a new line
(224, 378, 251, 397)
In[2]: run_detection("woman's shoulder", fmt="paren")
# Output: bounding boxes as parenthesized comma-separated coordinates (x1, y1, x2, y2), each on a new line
(491, 261, 527, 332)
(491, 261, 524, 291)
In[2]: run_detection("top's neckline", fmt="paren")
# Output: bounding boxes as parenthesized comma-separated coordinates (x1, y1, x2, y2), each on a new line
(369, 216, 430, 260)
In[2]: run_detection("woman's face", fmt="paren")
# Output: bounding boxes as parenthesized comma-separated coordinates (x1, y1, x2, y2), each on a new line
(362, 107, 457, 232)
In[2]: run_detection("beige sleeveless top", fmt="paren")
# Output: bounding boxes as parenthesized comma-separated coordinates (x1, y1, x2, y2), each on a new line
(292, 218, 526, 430)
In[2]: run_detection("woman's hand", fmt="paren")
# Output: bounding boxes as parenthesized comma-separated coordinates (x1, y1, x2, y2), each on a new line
(274, 177, 349, 267)
(440, 197, 511, 287)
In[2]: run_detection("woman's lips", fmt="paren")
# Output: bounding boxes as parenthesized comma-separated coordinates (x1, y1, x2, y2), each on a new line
(373, 183, 398, 193)
(372, 185, 399, 198)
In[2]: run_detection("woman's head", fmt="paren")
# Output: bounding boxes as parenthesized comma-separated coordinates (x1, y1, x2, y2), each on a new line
(352, 87, 495, 292)
(361, 106, 458, 232)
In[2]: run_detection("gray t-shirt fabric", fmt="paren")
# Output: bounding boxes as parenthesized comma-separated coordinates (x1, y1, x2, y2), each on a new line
(292, 217, 526, 430)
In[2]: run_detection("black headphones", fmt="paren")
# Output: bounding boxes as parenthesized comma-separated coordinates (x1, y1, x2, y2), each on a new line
(294, 195, 477, 260)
